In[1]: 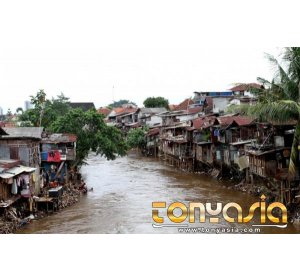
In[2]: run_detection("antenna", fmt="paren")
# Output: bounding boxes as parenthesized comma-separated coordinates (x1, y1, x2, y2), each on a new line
(112, 85, 115, 103)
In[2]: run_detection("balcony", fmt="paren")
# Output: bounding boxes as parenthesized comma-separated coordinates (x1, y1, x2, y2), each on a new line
(161, 134, 187, 143)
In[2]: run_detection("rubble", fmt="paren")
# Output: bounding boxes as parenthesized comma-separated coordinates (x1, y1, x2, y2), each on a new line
(0, 179, 87, 234)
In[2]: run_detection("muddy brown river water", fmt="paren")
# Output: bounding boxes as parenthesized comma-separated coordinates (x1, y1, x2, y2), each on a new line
(18, 154, 300, 234)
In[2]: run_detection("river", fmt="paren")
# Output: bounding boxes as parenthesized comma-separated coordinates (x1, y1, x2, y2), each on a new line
(18, 154, 300, 234)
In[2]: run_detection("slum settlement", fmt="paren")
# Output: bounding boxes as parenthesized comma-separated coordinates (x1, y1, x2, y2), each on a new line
(1, 84, 300, 232)
(101, 85, 299, 211)
(0, 127, 86, 233)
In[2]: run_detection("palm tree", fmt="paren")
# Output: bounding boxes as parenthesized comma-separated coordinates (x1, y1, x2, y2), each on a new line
(16, 107, 23, 114)
(253, 47, 300, 179)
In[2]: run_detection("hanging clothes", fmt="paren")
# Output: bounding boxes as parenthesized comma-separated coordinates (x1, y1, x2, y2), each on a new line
(20, 174, 30, 186)
(11, 179, 18, 195)
(32, 172, 36, 182)
(7, 177, 13, 184)
(214, 129, 220, 137)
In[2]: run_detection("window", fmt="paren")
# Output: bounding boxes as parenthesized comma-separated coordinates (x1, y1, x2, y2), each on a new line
(10, 146, 19, 160)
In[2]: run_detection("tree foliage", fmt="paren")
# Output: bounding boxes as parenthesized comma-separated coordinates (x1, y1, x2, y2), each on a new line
(19, 91, 71, 127)
(50, 109, 128, 165)
(108, 99, 136, 108)
(143, 96, 169, 109)
(18, 91, 129, 165)
(126, 127, 148, 149)
(252, 47, 300, 178)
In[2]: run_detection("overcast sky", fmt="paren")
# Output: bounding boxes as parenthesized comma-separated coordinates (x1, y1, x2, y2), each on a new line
(0, 0, 296, 113)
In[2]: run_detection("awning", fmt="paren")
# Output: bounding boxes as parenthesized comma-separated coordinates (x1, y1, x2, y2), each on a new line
(194, 141, 212, 145)
(0, 165, 36, 179)
(230, 139, 256, 146)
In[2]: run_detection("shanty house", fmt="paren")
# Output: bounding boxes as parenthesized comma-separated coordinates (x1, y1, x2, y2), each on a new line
(0, 127, 43, 195)
(139, 108, 167, 127)
(145, 128, 160, 157)
(40, 133, 77, 185)
(0, 159, 36, 208)
(193, 116, 216, 166)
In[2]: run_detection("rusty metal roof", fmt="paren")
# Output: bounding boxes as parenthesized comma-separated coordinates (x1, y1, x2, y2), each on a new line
(147, 128, 160, 136)
(41, 133, 77, 143)
(1, 127, 43, 139)
(0, 165, 36, 179)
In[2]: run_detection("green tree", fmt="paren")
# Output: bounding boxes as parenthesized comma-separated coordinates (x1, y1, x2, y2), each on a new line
(50, 109, 128, 165)
(19, 91, 71, 127)
(109, 99, 137, 108)
(126, 127, 148, 150)
(252, 47, 300, 178)
(143, 96, 169, 109)
(16, 107, 23, 114)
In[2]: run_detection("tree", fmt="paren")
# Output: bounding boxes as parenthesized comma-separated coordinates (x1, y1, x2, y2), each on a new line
(143, 96, 169, 109)
(19, 91, 71, 127)
(16, 107, 23, 114)
(7, 108, 12, 116)
(18, 91, 128, 165)
(108, 99, 137, 108)
(251, 47, 300, 179)
(126, 127, 148, 150)
(50, 109, 128, 165)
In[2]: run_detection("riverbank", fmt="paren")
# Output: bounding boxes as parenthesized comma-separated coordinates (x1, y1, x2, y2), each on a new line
(158, 154, 300, 223)
(0, 178, 87, 234)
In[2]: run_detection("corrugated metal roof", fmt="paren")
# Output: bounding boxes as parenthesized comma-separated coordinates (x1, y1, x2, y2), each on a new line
(230, 139, 256, 146)
(233, 116, 255, 126)
(230, 83, 263, 92)
(193, 116, 216, 130)
(41, 133, 77, 143)
(1, 127, 43, 139)
(0, 126, 9, 136)
(0, 165, 36, 179)
(140, 108, 168, 114)
(97, 107, 111, 116)
(173, 98, 194, 111)
(147, 128, 160, 136)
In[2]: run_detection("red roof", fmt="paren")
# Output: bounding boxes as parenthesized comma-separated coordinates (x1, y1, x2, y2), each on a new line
(193, 116, 216, 130)
(113, 107, 124, 114)
(217, 116, 236, 126)
(187, 106, 203, 114)
(233, 116, 254, 126)
(0, 121, 16, 127)
(97, 107, 111, 116)
(217, 115, 254, 127)
(193, 118, 205, 130)
(230, 83, 263, 92)
(113, 107, 138, 116)
(168, 104, 176, 111)
(173, 98, 194, 111)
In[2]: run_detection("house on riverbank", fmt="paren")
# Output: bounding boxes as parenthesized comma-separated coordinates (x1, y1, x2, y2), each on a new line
(0, 127, 43, 194)
(40, 133, 77, 188)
